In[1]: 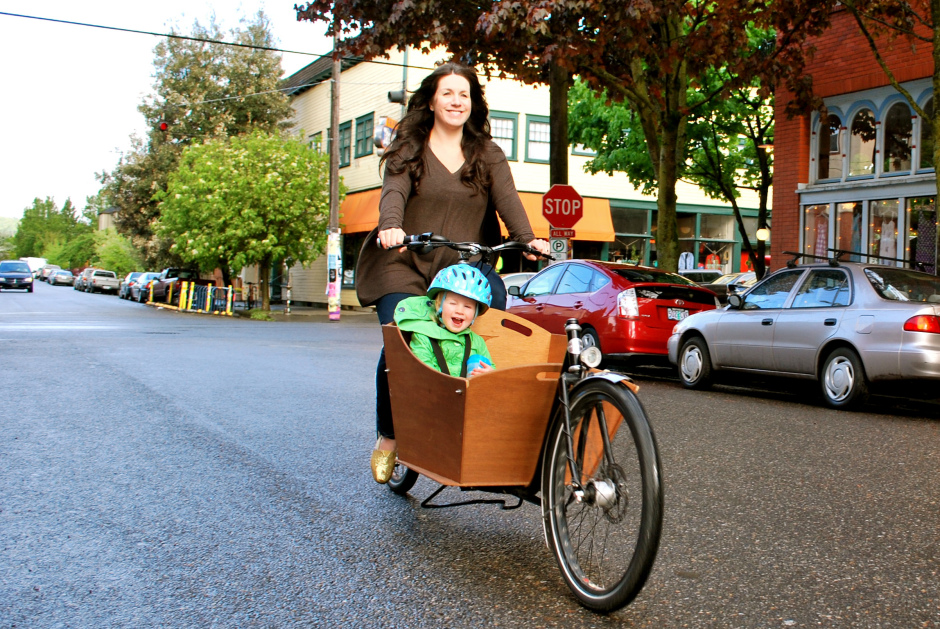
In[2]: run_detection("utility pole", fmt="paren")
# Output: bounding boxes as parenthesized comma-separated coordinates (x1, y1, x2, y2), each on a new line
(326, 24, 342, 321)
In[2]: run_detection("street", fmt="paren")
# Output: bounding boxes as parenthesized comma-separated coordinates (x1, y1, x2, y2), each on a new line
(2, 281, 939, 628)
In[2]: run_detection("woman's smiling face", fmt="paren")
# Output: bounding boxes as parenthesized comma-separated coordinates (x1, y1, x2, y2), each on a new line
(440, 290, 477, 333)
(429, 73, 472, 131)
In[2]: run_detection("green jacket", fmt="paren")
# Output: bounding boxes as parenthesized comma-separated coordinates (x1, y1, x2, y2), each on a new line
(393, 295, 494, 377)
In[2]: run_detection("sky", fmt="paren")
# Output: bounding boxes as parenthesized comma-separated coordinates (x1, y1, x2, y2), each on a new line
(0, 1, 334, 220)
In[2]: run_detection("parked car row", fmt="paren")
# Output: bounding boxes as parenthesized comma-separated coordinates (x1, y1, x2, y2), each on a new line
(501, 256, 940, 411)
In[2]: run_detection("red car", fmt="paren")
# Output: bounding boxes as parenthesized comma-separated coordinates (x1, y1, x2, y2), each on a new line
(506, 259, 719, 361)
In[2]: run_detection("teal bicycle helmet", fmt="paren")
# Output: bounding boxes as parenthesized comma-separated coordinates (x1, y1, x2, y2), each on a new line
(427, 264, 492, 315)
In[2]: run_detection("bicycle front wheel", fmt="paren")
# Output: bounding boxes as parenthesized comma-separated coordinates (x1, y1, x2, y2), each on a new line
(541, 378, 663, 612)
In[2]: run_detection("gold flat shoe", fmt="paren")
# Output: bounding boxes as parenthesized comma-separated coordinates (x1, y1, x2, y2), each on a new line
(371, 437, 397, 484)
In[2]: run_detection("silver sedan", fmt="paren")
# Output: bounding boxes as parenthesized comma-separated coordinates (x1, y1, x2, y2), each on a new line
(667, 261, 940, 409)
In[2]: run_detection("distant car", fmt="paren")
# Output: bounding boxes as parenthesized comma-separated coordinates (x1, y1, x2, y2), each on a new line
(0, 260, 35, 292)
(679, 269, 723, 284)
(130, 272, 161, 302)
(119, 272, 144, 299)
(74, 268, 96, 291)
(85, 269, 121, 294)
(49, 269, 75, 286)
(668, 261, 940, 409)
(39, 264, 62, 282)
(701, 271, 757, 303)
(507, 259, 719, 363)
(500, 271, 536, 289)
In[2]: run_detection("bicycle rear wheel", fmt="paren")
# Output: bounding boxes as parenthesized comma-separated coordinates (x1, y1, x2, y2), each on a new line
(541, 378, 663, 612)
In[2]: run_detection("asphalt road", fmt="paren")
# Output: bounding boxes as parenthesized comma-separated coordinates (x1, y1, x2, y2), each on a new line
(2, 281, 938, 628)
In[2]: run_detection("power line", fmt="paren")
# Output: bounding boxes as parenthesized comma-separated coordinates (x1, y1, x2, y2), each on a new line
(0, 11, 436, 72)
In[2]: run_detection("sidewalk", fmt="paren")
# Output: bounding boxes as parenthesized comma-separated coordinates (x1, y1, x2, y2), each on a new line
(235, 303, 376, 322)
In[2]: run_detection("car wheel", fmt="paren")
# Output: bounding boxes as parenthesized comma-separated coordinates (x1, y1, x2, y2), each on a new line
(580, 327, 603, 362)
(820, 347, 868, 410)
(678, 336, 713, 389)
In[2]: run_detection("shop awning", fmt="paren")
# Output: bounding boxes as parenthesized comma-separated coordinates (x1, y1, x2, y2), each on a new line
(340, 188, 381, 233)
(341, 187, 615, 242)
(501, 193, 615, 242)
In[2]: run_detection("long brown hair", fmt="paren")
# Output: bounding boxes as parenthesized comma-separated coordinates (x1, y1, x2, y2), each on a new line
(380, 61, 492, 195)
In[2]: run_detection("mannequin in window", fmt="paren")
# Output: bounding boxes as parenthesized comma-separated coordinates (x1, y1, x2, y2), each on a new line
(880, 213, 897, 259)
(814, 209, 829, 258)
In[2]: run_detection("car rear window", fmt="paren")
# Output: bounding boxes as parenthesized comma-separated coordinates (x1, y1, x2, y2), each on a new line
(1, 262, 30, 272)
(864, 268, 940, 303)
(612, 268, 696, 286)
(94, 271, 117, 278)
(633, 285, 717, 306)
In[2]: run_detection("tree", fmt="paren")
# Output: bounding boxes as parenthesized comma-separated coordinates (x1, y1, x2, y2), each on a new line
(154, 130, 334, 311)
(295, 1, 833, 271)
(101, 12, 293, 268)
(13, 197, 93, 261)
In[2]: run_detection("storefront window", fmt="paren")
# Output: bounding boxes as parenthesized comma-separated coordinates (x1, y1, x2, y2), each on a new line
(677, 213, 695, 239)
(342, 233, 366, 287)
(804, 204, 830, 258)
(817, 114, 843, 180)
(921, 98, 934, 170)
(883, 102, 913, 173)
(611, 207, 648, 235)
(609, 238, 647, 264)
(699, 242, 732, 273)
(906, 197, 937, 274)
(835, 202, 863, 260)
(869, 199, 900, 264)
(700, 214, 734, 240)
(849, 108, 876, 177)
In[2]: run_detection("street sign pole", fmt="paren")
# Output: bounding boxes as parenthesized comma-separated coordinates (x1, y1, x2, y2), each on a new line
(542, 185, 584, 263)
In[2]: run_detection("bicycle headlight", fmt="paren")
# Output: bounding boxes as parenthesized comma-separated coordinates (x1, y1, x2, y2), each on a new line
(580, 346, 603, 369)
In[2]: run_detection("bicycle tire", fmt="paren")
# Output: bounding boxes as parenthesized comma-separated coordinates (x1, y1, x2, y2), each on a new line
(541, 378, 663, 612)
(387, 462, 419, 495)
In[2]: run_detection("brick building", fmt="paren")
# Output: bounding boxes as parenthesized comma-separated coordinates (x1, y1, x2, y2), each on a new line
(774, 6, 936, 273)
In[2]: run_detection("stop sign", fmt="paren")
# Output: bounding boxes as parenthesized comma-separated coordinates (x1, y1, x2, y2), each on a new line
(542, 184, 583, 229)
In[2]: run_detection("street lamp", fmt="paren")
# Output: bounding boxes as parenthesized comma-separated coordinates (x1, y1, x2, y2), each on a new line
(756, 227, 770, 241)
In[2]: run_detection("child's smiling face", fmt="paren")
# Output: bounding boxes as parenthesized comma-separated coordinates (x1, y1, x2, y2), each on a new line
(440, 291, 477, 333)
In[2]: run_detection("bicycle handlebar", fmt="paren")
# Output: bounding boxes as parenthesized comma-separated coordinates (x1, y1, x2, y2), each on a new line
(379, 232, 555, 263)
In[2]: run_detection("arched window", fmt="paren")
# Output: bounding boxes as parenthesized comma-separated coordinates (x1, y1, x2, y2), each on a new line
(817, 114, 842, 180)
(921, 98, 934, 169)
(848, 108, 876, 176)
(883, 102, 913, 173)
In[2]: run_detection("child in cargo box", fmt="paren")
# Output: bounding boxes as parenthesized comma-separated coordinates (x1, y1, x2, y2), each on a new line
(393, 264, 495, 378)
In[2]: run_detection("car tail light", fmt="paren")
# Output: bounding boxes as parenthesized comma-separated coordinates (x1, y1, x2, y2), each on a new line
(903, 315, 940, 334)
(618, 288, 639, 318)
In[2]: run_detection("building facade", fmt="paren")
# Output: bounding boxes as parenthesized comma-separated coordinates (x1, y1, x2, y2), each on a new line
(284, 48, 766, 307)
(774, 7, 936, 274)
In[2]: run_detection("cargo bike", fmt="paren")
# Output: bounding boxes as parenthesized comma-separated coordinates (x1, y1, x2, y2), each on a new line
(380, 234, 664, 612)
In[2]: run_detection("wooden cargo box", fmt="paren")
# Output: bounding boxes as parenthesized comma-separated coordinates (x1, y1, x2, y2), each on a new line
(382, 308, 567, 487)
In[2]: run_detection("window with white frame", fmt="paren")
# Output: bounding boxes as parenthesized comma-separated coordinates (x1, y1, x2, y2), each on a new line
(921, 98, 934, 170)
(883, 102, 913, 174)
(490, 112, 518, 160)
(848, 108, 876, 177)
(525, 115, 551, 163)
(817, 114, 842, 181)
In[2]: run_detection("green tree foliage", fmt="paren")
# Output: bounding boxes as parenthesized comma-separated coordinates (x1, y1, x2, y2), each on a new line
(101, 12, 293, 268)
(296, 0, 834, 270)
(93, 229, 144, 277)
(154, 130, 333, 311)
(569, 44, 775, 277)
(13, 197, 93, 262)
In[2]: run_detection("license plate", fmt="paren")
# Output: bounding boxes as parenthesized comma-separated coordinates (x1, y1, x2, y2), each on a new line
(667, 307, 688, 321)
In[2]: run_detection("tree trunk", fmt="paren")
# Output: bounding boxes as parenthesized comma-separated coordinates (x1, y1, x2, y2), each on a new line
(933, 0, 940, 274)
(549, 60, 569, 186)
(259, 256, 271, 311)
(656, 123, 681, 272)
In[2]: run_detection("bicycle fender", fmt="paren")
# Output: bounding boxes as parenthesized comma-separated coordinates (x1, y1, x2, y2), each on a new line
(586, 369, 640, 394)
